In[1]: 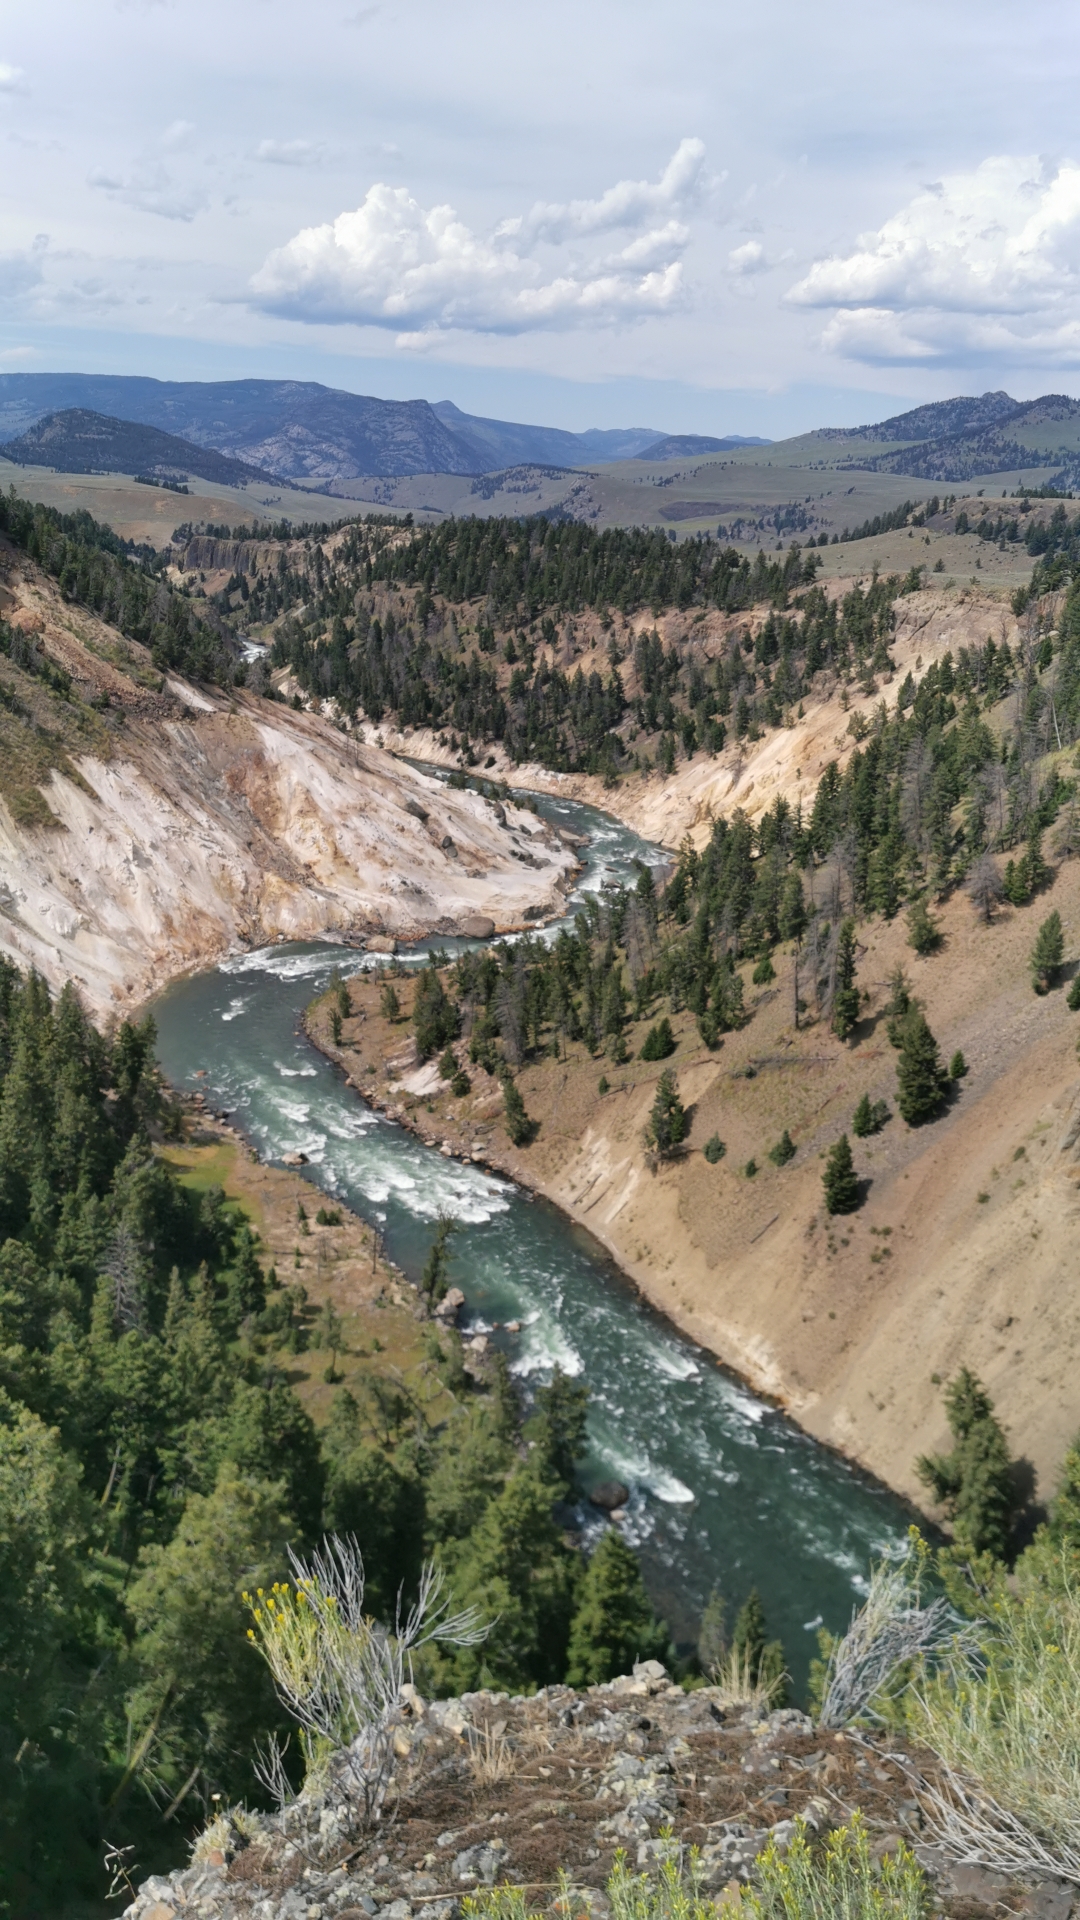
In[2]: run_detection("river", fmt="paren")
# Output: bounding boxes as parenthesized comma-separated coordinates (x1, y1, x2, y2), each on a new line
(153, 783, 910, 1697)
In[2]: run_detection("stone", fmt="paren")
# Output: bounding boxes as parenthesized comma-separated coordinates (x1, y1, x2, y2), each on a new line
(365, 935, 398, 955)
(589, 1481, 630, 1511)
(459, 915, 495, 939)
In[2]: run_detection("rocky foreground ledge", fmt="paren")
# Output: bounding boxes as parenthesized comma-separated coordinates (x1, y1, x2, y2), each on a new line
(124, 1664, 1074, 1920)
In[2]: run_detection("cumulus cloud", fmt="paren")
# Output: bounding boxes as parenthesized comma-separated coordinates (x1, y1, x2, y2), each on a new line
(788, 155, 1080, 365)
(728, 240, 767, 276)
(249, 141, 703, 335)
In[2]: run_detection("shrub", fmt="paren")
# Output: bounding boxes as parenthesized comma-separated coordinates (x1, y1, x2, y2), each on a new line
(768, 1130, 796, 1166)
(450, 1067, 471, 1097)
(314, 1207, 342, 1227)
(913, 1546, 1080, 1882)
(1068, 974, 1080, 1011)
(744, 1157, 758, 1178)
(640, 1016, 675, 1061)
(949, 1050, 968, 1079)
(742, 1814, 928, 1920)
(703, 1132, 725, 1164)
(597, 1075, 609, 1094)
(752, 952, 776, 985)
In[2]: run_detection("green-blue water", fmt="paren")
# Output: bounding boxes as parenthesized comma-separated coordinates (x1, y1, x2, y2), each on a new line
(153, 784, 909, 1694)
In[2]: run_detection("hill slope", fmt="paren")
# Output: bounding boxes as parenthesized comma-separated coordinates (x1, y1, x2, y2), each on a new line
(2, 407, 276, 486)
(0, 531, 575, 1014)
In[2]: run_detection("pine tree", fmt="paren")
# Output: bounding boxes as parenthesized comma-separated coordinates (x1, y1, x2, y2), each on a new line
(643, 1068, 687, 1158)
(895, 1008, 948, 1123)
(832, 918, 860, 1040)
(906, 896, 941, 955)
(822, 1134, 859, 1214)
(639, 1016, 675, 1061)
(1068, 973, 1080, 1012)
(778, 871, 808, 944)
(565, 1529, 669, 1686)
(916, 1368, 1018, 1558)
(851, 1092, 873, 1137)
(421, 1215, 455, 1304)
(731, 1588, 787, 1704)
(380, 980, 401, 1022)
(501, 1071, 533, 1146)
(697, 1582, 727, 1676)
(768, 1129, 796, 1166)
(1031, 909, 1065, 992)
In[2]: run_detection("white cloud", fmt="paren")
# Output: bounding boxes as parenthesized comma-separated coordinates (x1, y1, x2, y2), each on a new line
(0, 62, 26, 92)
(88, 162, 207, 221)
(256, 138, 322, 166)
(501, 137, 707, 244)
(249, 142, 702, 335)
(788, 155, 1080, 365)
(728, 240, 767, 275)
(161, 118, 196, 151)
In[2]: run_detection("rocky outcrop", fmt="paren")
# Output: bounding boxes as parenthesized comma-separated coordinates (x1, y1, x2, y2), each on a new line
(120, 1665, 1074, 1920)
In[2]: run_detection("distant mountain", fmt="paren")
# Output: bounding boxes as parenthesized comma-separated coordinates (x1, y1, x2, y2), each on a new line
(429, 401, 664, 468)
(636, 433, 771, 461)
(0, 376, 481, 484)
(1, 408, 275, 487)
(0, 374, 675, 484)
(848, 393, 1080, 483)
(852, 391, 1021, 444)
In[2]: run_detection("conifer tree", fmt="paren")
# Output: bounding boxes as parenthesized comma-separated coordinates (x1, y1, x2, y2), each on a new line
(697, 1582, 727, 1675)
(565, 1529, 669, 1686)
(643, 1068, 687, 1158)
(822, 1134, 859, 1214)
(906, 896, 941, 955)
(731, 1588, 787, 1704)
(832, 918, 860, 1040)
(1031, 909, 1065, 992)
(768, 1129, 796, 1166)
(895, 1008, 948, 1123)
(916, 1368, 1018, 1559)
(851, 1092, 873, 1138)
(421, 1215, 455, 1303)
(501, 1070, 533, 1146)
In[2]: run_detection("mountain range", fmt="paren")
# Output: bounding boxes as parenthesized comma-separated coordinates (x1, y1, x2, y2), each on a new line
(0, 373, 767, 487)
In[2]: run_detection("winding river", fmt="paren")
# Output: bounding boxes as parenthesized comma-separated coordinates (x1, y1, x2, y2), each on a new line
(153, 784, 910, 1696)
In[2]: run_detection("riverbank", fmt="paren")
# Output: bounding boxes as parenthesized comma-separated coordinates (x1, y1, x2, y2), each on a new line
(305, 870, 1080, 1518)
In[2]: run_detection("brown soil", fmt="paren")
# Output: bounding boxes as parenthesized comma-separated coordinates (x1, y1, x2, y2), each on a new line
(308, 855, 1080, 1516)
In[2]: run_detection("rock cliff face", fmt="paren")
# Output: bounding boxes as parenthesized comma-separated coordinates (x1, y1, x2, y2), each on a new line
(120, 1664, 1070, 1920)
(0, 538, 575, 1016)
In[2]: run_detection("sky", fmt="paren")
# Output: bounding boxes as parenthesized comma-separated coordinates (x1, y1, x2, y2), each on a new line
(3, 0, 1080, 438)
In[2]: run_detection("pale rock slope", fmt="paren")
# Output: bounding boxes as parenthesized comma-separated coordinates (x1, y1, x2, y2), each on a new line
(0, 539, 575, 1016)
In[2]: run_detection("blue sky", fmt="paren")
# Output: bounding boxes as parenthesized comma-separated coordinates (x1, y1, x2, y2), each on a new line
(3, 0, 1080, 436)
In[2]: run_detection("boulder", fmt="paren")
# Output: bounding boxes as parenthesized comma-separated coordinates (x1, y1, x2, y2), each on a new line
(589, 1480, 631, 1511)
(459, 914, 495, 938)
(365, 934, 398, 954)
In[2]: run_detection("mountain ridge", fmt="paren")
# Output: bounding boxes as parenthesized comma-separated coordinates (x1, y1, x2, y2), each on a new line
(1, 406, 277, 487)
